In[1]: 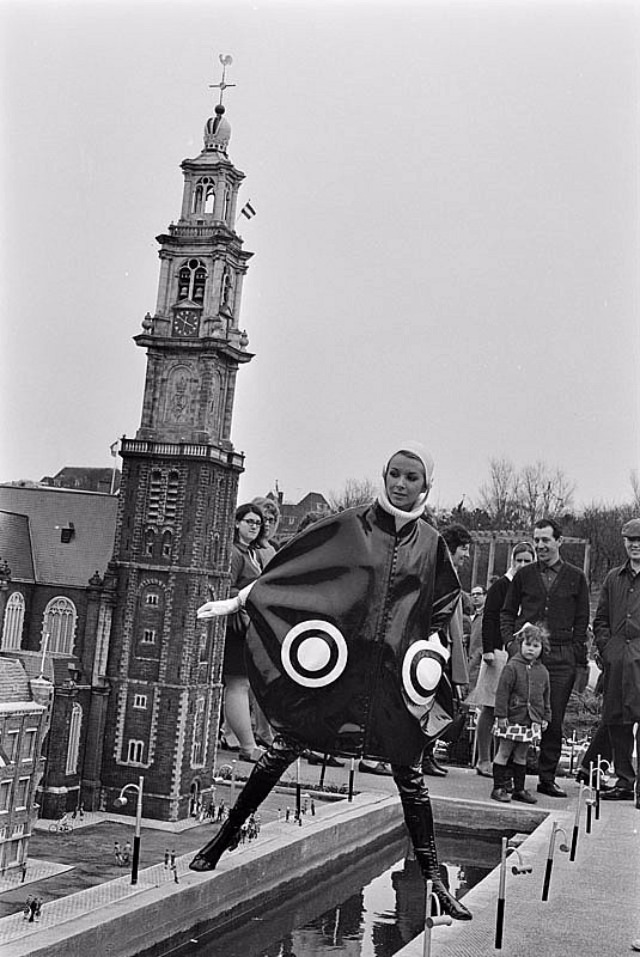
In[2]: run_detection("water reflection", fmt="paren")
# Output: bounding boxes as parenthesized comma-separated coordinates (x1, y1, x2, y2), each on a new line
(172, 831, 501, 957)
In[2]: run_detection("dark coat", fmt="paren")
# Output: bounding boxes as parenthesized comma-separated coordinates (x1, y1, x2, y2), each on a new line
(244, 502, 460, 765)
(482, 575, 510, 654)
(500, 561, 589, 669)
(494, 652, 551, 726)
(223, 543, 263, 676)
(593, 562, 640, 724)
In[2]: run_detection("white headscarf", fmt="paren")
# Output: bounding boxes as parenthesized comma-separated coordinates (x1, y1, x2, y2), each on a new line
(378, 441, 435, 528)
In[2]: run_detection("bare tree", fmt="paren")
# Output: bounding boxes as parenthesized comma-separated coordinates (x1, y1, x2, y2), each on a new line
(328, 478, 378, 511)
(519, 461, 575, 526)
(477, 458, 521, 527)
(631, 470, 640, 511)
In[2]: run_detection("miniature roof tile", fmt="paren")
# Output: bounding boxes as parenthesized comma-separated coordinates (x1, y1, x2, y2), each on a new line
(0, 485, 117, 587)
(0, 657, 30, 702)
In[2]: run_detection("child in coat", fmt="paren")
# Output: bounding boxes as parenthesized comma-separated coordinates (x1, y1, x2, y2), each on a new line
(491, 623, 551, 804)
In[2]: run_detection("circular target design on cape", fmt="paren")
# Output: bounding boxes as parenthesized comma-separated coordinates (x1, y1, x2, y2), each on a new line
(281, 620, 348, 688)
(402, 641, 445, 706)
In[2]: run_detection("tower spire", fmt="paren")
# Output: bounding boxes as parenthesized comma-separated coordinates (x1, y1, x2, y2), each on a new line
(209, 54, 236, 108)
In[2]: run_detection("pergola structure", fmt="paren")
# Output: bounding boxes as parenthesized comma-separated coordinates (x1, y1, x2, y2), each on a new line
(469, 531, 591, 589)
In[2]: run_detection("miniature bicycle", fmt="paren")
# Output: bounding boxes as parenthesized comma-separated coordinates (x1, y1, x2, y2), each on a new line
(48, 815, 73, 834)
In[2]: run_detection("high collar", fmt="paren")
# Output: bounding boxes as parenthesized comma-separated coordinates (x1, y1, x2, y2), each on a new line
(376, 488, 427, 531)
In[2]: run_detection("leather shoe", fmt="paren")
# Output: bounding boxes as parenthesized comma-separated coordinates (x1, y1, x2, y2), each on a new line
(601, 786, 634, 801)
(307, 751, 344, 768)
(422, 756, 447, 777)
(537, 780, 567, 798)
(358, 760, 392, 776)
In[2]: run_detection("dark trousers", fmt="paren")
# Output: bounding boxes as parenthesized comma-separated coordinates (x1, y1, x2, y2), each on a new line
(607, 723, 640, 790)
(580, 720, 613, 772)
(538, 661, 576, 783)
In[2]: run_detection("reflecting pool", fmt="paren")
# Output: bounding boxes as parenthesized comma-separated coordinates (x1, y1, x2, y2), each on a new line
(161, 827, 504, 957)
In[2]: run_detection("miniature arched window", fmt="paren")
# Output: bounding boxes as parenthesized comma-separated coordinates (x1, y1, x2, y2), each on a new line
(66, 703, 82, 775)
(204, 183, 215, 214)
(161, 531, 172, 559)
(144, 528, 155, 557)
(1, 592, 25, 650)
(191, 697, 206, 766)
(127, 739, 144, 764)
(223, 188, 232, 223)
(191, 182, 203, 214)
(176, 259, 207, 303)
(193, 266, 206, 303)
(43, 597, 77, 655)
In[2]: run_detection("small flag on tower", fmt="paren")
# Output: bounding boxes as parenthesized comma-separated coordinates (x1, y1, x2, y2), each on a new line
(110, 440, 120, 458)
(240, 200, 256, 220)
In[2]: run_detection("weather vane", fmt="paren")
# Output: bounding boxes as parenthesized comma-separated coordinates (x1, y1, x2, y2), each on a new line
(209, 54, 235, 107)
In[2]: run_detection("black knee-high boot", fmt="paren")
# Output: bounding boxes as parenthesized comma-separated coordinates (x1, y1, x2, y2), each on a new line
(392, 764, 472, 921)
(189, 735, 303, 872)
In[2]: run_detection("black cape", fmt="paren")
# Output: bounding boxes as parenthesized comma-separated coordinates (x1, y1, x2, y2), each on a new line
(244, 503, 460, 765)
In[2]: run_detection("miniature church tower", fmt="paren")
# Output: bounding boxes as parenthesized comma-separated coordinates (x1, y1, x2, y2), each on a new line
(100, 58, 253, 820)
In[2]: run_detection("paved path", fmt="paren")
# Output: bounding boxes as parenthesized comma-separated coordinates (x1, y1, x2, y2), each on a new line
(0, 755, 637, 956)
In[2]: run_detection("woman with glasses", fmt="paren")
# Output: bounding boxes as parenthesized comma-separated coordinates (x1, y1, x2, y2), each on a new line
(251, 496, 281, 566)
(191, 442, 472, 921)
(220, 503, 268, 762)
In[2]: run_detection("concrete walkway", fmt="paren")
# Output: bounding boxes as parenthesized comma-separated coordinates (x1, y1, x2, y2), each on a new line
(0, 760, 638, 956)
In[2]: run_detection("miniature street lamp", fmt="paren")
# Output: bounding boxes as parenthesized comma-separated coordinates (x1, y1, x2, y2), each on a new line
(113, 776, 144, 885)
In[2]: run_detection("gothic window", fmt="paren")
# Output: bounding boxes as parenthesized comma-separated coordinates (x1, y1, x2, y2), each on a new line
(1, 592, 25, 650)
(224, 188, 231, 222)
(42, 597, 77, 655)
(144, 528, 155, 557)
(176, 258, 208, 303)
(191, 696, 206, 766)
(145, 594, 159, 607)
(161, 531, 172, 559)
(142, 629, 156, 644)
(127, 740, 144, 764)
(66, 703, 82, 775)
(133, 694, 147, 710)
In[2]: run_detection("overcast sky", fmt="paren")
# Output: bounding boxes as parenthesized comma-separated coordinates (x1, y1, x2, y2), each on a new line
(2, 0, 639, 511)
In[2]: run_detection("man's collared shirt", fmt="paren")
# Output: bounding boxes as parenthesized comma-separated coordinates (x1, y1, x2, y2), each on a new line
(539, 558, 563, 592)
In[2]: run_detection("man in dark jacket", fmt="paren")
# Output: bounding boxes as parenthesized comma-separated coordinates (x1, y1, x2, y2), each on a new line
(593, 518, 640, 805)
(500, 517, 589, 797)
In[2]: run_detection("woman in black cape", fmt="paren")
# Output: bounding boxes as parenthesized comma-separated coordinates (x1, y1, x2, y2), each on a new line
(190, 442, 472, 921)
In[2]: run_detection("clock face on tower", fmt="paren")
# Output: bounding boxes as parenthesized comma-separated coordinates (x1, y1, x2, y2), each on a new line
(172, 308, 200, 338)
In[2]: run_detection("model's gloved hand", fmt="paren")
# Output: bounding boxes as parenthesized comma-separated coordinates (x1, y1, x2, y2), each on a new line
(196, 596, 240, 619)
(196, 582, 256, 619)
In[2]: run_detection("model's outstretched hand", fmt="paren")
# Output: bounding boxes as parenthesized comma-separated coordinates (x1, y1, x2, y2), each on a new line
(196, 596, 240, 619)
(196, 582, 256, 619)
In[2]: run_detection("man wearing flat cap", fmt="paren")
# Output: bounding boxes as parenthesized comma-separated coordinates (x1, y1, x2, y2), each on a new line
(593, 518, 640, 805)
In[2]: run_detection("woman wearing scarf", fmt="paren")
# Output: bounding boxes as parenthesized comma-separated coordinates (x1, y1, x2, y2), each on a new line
(190, 442, 472, 921)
